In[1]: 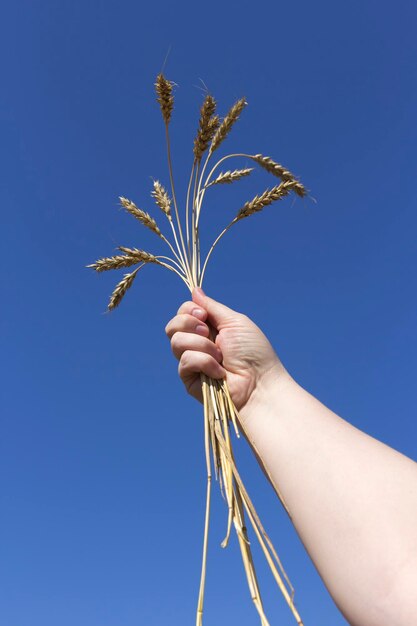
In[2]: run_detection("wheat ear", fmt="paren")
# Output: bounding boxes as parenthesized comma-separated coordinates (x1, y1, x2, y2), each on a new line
(155, 73, 174, 125)
(252, 154, 307, 198)
(236, 181, 300, 220)
(107, 267, 141, 311)
(151, 180, 171, 217)
(87, 249, 158, 272)
(194, 94, 219, 161)
(155, 74, 191, 282)
(205, 168, 254, 187)
(210, 97, 247, 153)
(119, 197, 162, 237)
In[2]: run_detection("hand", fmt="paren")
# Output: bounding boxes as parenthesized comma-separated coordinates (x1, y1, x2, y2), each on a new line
(165, 287, 285, 415)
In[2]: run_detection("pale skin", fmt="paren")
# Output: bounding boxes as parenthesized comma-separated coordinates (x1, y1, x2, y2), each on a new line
(165, 287, 417, 626)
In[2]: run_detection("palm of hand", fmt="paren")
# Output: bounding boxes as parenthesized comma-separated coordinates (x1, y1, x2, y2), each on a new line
(212, 315, 280, 413)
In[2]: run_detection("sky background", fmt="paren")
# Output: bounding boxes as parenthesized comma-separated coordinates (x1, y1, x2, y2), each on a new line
(1, 1, 417, 624)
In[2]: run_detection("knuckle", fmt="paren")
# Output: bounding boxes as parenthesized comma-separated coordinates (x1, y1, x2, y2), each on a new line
(201, 353, 213, 368)
(180, 349, 193, 368)
(171, 332, 184, 353)
(177, 300, 194, 315)
(237, 312, 249, 324)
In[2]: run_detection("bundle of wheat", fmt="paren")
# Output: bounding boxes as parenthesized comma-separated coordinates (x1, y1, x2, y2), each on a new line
(88, 74, 307, 626)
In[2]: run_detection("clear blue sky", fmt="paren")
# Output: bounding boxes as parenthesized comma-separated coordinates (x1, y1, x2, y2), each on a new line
(1, 1, 416, 624)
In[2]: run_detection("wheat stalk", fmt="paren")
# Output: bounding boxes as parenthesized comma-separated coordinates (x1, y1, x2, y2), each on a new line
(88, 74, 308, 626)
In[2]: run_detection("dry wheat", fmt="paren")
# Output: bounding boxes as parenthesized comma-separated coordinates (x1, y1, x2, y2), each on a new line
(107, 268, 140, 310)
(206, 168, 254, 187)
(210, 97, 247, 153)
(194, 95, 219, 161)
(236, 181, 299, 220)
(155, 73, 174, 125)
(119, 196, 162, 236)
(252, 154, 307, 198)
(89, 74, 308, 626)
(87, 249, 156, 272)
(117, 246, 159, 263)
(151, 180, 172, 217)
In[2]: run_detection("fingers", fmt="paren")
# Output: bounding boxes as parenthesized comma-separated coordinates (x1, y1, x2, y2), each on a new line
(192, 287, 239, 329)
(165, 301, 226, 388)
(179, 350, 226, 381)
(165, 312, 209, 340)
(171, 332, 222, 362)
(176, 300, 208, 321)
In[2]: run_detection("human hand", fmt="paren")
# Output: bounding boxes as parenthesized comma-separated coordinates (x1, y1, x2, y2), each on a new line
(165, 287, 285, 416)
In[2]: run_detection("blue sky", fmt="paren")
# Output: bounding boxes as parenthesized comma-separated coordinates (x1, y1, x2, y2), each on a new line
(1, 1, 417, 624)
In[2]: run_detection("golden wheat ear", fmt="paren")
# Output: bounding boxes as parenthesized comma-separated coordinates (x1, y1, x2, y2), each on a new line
(87, 247, 160, 273)
(194, 94, 219, 161)
(155, 73, 174, 125)
(236, 181, 300, 221)
(206, 168, 254, 188)
(252, 154, 307, 198)
(107, 268, 141, 311)
(119, 197, 163, 237)
(151, 180, 172, 217)
(209, 97, 247, 153)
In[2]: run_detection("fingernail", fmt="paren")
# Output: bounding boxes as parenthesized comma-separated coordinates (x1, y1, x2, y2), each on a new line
(196, 324, 207, 335)
(192, 307, 205, 321)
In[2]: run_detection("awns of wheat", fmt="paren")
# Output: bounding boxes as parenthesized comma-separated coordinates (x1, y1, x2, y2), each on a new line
(88, 73, 307, 626)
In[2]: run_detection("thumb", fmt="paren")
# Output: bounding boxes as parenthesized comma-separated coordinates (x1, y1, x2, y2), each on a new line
(192, 287, 238, 329)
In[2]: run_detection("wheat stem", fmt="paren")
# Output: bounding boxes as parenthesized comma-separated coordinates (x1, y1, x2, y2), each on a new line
(196, 153, 249, 228)
(213, 415, 303, 624)
(157, 255, 187, 276)
(196, 376, 213, 626)
(156, 258, 191, 288)
(192, 161, 202, 286)
(199, 219, 237, 285)
(185, 160, 196, 261)
(194, 149, 214, 228)
(159, 232, 187, 270)
(165, 124, 191, 280)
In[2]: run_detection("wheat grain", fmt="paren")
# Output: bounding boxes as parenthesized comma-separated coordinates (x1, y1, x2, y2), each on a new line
(107, 268, 140, 311)
(151, 180, 172, 217)
(117, 246, 159, 262)
(252, 154, 307, 198)
(155, 73, 174, 125)
(236, 180, 298, 221)
(206, 168, 254, 187)
(87, 249, 156, 272)
(119, 196, 162, 236)
(210, 98, 247, 153)
(194, 95, 219, 161)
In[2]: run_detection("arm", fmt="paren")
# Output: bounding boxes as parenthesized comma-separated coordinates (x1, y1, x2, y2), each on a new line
(165, 288, 417, 626)
(242, 368, 417, 626)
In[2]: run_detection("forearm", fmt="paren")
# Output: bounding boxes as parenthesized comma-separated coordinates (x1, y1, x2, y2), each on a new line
(240, 369, 417, 626)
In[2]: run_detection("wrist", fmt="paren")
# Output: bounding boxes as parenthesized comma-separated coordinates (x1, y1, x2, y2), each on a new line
(239, 361, 295, 430)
